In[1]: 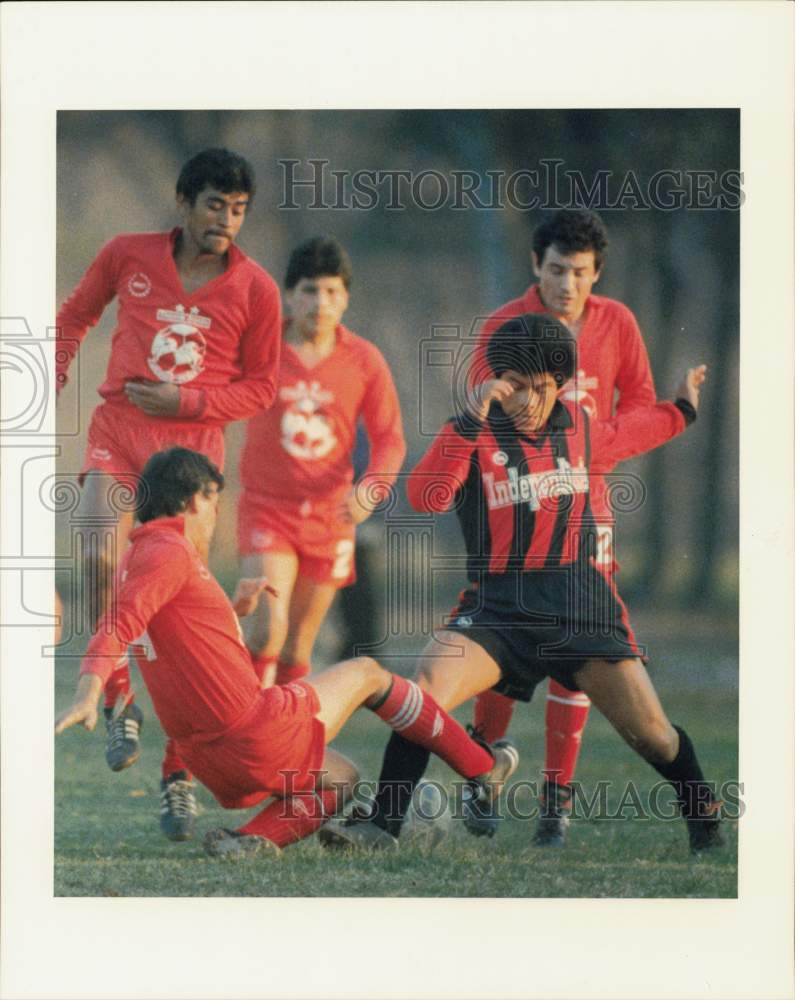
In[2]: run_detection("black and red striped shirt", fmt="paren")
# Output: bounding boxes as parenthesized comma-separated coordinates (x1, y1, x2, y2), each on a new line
(406, 399, 688, 582)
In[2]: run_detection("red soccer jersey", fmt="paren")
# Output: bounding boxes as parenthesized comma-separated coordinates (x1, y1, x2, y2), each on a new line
(469, 284, 656, 518)
(407, 399, 686, 577)
(240, 323, 406, 507)
(80, 516, 261, 741)
(56, 229, 282, 427)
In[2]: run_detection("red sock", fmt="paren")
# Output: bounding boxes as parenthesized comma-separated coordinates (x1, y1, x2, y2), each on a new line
(371, 676, 493, 779)
(161, 739, 192, 781)
(544, 679, 591, 787)
(102, 653, 133, 710)
(276, 660, 310, 685)
(473, 689, 516, 743)
(250, 653, 278, 684)
(238, 788, 340, 847)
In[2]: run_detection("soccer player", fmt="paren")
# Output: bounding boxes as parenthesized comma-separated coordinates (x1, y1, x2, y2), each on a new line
(54, 447, 518, 858)
(466, 209, 657, 844)
(55, 149, 282, 837)
(321, 315, 723, 856)
(235, 236, 406, 687)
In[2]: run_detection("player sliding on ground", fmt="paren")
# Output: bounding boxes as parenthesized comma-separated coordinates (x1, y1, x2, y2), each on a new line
(54, 447, 518, 858)
(55, 148, 282, 840)
(320, 313, 723, 856)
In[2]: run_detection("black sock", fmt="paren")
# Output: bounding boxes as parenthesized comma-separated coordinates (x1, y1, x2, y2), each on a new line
(370, 731, 431, 837)
(651, 725, 716, 820)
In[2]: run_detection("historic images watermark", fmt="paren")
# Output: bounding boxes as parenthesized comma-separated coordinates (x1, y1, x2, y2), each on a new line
(279, 158, 745, 212)
(277, 773, 746, 823)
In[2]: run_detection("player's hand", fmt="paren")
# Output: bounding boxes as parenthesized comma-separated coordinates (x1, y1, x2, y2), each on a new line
(461, 377, 520, 423)
(337, 491, 372, 526)
(676, 364, 707, 411)
(232, 576, 279, 617)
(54, 675, 103, 734)
(124, 381, 181, 416)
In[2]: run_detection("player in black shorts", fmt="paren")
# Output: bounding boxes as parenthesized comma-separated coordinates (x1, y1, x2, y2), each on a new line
(321, 313, 722, 856)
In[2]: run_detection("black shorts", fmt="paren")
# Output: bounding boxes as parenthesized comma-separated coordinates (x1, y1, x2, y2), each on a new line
(445, 565, 645, 702)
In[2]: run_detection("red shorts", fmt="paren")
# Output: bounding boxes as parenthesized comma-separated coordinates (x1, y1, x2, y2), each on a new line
(237, 490, 356, 587)
(80, 402, 226, 486)
(176, 681, 326, 810)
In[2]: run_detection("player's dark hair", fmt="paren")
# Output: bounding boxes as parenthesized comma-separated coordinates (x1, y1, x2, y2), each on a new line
(532, 209, 608, 271)
(137, 447, 224, 523)
(485, 313, 576, 387)
(285, 236, 353, 290)
(176, 148, 256, 206)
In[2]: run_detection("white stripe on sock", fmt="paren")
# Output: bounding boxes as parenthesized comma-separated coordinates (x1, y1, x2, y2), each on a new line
(388, 681, 423, 731)
(546, 693, 591, 707)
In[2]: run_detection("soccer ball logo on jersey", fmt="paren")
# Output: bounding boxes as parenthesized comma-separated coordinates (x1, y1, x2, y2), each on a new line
(559, 369, 599, 419)
(279, 380, 337, 460)
(147, 305, 212, 384)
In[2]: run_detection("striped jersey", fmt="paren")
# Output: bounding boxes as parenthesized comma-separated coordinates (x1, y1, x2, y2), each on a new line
(406, 399, 687, 582)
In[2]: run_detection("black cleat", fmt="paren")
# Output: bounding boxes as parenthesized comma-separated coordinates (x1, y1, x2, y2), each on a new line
(104, 701, 144, 772)
(462, 738, 520, 839)
(687, 800, 724, 856)
(203, 827, 281, 859)
(160, 770, 198, 842)
(532, 781, 572, 848)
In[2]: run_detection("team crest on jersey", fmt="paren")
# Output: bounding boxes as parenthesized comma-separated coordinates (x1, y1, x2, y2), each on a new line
(279, 380, 338, 461)
(127, 272, 152, 298)
(492, 450, 509, 466)
(147, 305, 211, 384)
(559, 369, 599, 419)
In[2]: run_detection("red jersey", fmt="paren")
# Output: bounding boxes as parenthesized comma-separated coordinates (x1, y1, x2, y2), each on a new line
(240, 323, 406, 507)
(56, 229, 282, 427)
(80, 516, 260, 741)
(407, 399, 687, 580)
(470, 284, 656, 518)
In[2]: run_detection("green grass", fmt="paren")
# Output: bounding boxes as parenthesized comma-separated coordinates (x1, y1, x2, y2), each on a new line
(54, 626, 738, 898)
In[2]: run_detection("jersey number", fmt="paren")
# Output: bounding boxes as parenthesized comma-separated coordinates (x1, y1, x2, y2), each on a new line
(331, 540, 355, 580)
(595, 526, 614, 567)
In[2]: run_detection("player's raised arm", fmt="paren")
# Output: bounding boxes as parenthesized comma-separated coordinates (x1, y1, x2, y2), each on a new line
(590, 364, 707, 467)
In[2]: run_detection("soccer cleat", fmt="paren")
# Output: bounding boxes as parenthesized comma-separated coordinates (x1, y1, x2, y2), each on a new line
(318, 815, 399, 852)
(401, 781, 450, 849)
(160, 770, 198, 842)
(462, 738, 520, 839)
(104, 700, 144, 772)
(532, 780, 573, 848)
(687, 800, 724, 856)
(203, 827, 282, 859)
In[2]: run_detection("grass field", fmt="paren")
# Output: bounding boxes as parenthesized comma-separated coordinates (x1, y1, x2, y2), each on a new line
(54, 612, 738, 899)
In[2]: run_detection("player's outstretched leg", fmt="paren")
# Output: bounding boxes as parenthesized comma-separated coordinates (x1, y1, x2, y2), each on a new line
(321, 636, 517, 849)
(574, 657, 723, 855)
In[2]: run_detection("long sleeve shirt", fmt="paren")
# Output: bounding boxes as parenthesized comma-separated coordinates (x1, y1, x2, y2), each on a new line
(56, 229, 282, 426)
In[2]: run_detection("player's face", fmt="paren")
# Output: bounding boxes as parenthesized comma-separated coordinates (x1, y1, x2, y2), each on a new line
(192, 483, 221, 546)
(286, 275, 350, 339)
(501, 370, 559, 435)
(178, 187, 249, 257)
(532, 246, 600, 326)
